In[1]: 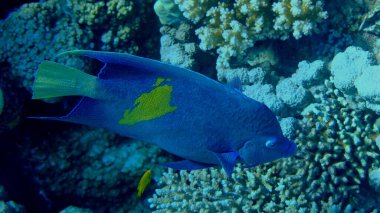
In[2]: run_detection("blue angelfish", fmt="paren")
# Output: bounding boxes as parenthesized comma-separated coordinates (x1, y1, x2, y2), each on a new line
(32, 50, 297, 177)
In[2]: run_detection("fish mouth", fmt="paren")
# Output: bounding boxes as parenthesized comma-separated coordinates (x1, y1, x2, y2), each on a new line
(282, 141, 297, 157)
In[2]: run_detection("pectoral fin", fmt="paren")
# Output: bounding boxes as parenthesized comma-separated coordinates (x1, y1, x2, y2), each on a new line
(160, 160, 214, 171)
(210, 151, 239, 178)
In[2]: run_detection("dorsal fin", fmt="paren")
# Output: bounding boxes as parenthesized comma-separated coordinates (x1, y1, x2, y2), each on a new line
(58, 50, 205, 80)
(57, 50, 227, 92)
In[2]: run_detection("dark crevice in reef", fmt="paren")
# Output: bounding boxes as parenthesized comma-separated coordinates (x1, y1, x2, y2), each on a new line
(0, 0, 39, 19)
(0, 121, 53, 212)
(0, 60, 76, 212)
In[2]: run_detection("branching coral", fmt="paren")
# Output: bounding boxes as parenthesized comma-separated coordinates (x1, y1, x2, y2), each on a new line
(148, 77, 380, 211)
(272, 0, 327, 39)
(159, 24, 198, 69)
(193, 0, 327, 68)
(149, 166, 283, 212)
(174, 0, 217, 24)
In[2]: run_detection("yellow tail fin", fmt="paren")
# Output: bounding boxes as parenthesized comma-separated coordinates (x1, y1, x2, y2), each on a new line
(32, 61, 97, 99)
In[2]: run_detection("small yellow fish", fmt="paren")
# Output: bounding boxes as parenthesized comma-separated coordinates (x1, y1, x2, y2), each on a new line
(137, 169, 153, 199)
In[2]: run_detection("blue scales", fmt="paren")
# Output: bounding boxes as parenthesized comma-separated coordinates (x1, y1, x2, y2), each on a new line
(31, 50, 297, 177)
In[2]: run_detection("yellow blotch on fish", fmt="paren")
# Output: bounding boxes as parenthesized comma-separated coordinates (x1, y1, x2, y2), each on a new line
(152, 77, 170, 87)
(118, 77, 177, 125)
(137, 169, 153, 199)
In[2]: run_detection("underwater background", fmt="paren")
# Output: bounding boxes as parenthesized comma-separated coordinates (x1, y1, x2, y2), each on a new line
(1, 0, 380, 212)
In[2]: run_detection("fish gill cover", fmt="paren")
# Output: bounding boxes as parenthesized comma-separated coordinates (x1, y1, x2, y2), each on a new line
(0, 0, 380, 212)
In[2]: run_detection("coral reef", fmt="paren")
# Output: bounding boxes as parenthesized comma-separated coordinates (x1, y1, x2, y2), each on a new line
(58, 206, 93, 213)
(148, 40, 380, 211)
(275, 60, 325, 111)
(26, 127, 165, 211)
(241, 59, 325, 117)
(279, 117, 299, 139)
(0, 0, 158, 92)
(154, 0, 184, 25)
(154, 0, 327, 69)
(218, 66, 267, 85)
(0, 201, 25, 213)
(148, 78, 380, 212)
(159, 24, 198, 69)
(369, 168, 380, 193)
(195, 0, 327, 68)
(0, 0, 379, 212)
(276, 78, 311, 109)
(244, 83, 285, 115)
(0, 185, 25, 213)
(330, 46, 373, 95)
(291, 60, 326, 88)
(174, 0, 217, 24)
(331, 46, 380, 114)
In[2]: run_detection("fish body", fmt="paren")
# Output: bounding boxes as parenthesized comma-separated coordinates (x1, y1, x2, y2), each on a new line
(32, 50, 297, 176)
(137, 169, 153, 198)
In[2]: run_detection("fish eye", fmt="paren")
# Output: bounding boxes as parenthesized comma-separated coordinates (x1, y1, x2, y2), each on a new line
(265, 139, 277, 149)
